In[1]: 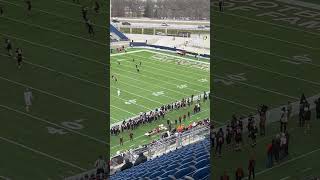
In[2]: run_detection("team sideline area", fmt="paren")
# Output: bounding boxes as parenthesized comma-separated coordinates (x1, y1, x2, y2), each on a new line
(212, 0, 320, 179)
(0, 0, 107, 179)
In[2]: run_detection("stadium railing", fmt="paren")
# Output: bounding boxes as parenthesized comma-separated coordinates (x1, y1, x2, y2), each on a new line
(110, 123, 210, 175)
(129, 42, 210, 59)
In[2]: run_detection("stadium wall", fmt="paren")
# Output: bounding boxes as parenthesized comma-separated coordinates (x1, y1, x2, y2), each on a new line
(129, 42, 210, 59)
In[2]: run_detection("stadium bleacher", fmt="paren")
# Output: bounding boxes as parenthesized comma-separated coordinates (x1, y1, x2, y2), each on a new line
(110, 24, 129, 41)
(110, 138, 210, 180)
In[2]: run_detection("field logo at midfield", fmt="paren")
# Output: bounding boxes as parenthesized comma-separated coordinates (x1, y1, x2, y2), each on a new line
(47, 119, 85, 135)
(152, 91, 165, 96)
(281, 54, 312, 65)
(125, 99, 137, 105)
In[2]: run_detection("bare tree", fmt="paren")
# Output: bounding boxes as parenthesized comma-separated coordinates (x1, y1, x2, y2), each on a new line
(112, 0, 209, 20)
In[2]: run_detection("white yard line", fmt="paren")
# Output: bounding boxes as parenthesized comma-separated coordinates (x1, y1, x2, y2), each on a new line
(221, 11, 320, 36)
(112, 55, 255, 112)
(275, 0, 320, 10)
(110, 85, 164, 105)
(0, 176, 10, 180)
(0, 0, 107, 29)
(214, 24, 318, 50)
(112, 56, 208, 89)
(110, 105, 137, 116)
(0, 104, 107, 145)
(131, 53, 209, 74)
(215, 55, 320, 87)
(112, 55, 210, 86)
(301, 167, 312, 173)
(215, 75, 299, 100)
(0, 136, 86, 171)
(0, 32, 107, 66)
(111, 50, 146, 57)
(255, 147, 320, 177)
(216, 39, 320, 68)
(0, 76, 109, 115)
(112, 78, 178, 101)
(0, 54, 108, 90)
(128, 53, 209, 78)
(112, 62, 254, 111)
(53, 0, 109, 14)
(279, 176, 291, 180)
(113, 72, 201, 97)
(145, 50, 210, 65)
(1, 16, 107, 46)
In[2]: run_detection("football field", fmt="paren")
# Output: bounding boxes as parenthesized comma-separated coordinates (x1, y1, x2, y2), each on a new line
(110, 49, 210, 156)
(0, 0, 107, 179)
(212, 0, 320, 179)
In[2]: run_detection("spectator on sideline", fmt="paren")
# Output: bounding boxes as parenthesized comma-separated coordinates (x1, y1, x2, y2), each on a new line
(216, 128, 224, 157)
(280, 107, 288, 133)
(248, 155, 256, 180)
(95, 155, 106, 176)
(120, 159, 133, 171)
(315, 97, 320, 119)
(280, 133, 287, 160)
(266, 141, 273, 168)
(273, 134, 280, 164)
(235, 167, 244, 180)
(134, 153, 147, 166)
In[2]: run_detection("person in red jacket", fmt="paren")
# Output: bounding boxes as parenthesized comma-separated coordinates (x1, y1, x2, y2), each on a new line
(266, 142, 273, 168)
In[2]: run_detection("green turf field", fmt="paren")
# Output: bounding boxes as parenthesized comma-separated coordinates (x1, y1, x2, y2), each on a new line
(0, 0, 108, 179)
(212, 0, 320, 179)
(110, 49, 210, 156)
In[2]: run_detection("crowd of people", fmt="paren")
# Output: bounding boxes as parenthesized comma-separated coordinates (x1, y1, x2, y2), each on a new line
(110, 91, 209, 138)
(213, 94, 320, 180)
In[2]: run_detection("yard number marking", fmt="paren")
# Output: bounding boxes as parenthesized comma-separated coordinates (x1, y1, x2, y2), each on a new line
(198, 78, 208, 83)
(152, 91, 165, 96)
(125, 99, 137, 105)
(177, 84, 188, 89)
(281, 54, 312, 65)
(47, 119, 85, 135)
(214, 73, 247, 86)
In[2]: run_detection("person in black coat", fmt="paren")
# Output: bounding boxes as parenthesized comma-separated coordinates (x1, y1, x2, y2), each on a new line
(121, 159, 133, 171)
(134, 153, 147, 166)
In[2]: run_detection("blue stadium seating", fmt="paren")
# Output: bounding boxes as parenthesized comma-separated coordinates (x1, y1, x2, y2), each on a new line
(110, 24, 129, 41)
(110, 138, 210, 180)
